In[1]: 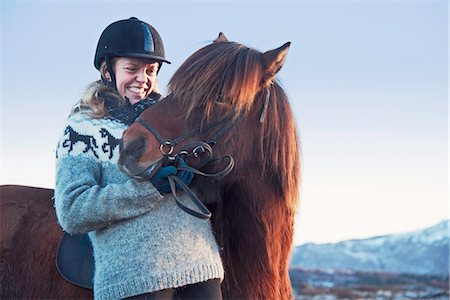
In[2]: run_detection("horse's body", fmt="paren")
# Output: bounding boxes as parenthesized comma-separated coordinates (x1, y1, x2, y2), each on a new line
(1, 34, 300, 300)
(0, 185, 93, 299)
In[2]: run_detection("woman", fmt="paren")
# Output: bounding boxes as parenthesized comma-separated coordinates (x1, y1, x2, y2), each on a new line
(54, 17, 224, 300)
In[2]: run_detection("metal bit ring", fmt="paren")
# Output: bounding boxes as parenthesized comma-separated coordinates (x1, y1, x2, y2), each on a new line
(160, 142, 174, 156)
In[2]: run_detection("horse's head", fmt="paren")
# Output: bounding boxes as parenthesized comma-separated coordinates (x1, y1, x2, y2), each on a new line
(118, 33, 294, 186)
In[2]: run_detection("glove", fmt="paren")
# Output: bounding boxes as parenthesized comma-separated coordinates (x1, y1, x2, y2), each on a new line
(150, 158, 194, 194)
(175, 157, 194, 187)
(150, 165, 177, 194)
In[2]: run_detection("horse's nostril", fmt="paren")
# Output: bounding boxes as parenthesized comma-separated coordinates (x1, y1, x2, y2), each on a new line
(122, 137, 146, 159)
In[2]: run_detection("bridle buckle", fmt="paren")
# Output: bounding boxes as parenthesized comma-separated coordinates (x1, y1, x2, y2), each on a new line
(192, 145, 206, 158)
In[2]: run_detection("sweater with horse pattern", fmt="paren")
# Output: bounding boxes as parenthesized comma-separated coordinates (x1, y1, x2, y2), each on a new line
(54, 111, 224, 300)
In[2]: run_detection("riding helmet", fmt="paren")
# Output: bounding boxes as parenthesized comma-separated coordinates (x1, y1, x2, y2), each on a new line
(94, 17, 171, 70)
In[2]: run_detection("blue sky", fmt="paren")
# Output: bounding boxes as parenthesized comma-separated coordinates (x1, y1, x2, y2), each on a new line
(1, 1, 448, 244)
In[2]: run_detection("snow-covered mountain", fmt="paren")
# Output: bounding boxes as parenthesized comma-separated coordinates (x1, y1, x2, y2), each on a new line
(290, 220, 449, 276)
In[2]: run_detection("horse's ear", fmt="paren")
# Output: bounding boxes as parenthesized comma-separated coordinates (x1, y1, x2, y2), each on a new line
(214, 32, 229, 43)
(261, 42, 291, 86)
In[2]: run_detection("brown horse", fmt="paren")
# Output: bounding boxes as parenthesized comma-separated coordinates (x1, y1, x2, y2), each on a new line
(118, 33, 301, 299)
(0, 185, 93, 299)
(0, 33, 300, 300)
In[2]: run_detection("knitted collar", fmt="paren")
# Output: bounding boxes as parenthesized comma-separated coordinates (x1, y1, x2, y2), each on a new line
(104, 92, 161, 125)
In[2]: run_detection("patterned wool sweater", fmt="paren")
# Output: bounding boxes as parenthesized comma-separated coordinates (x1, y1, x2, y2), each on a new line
(54, 112, 224, 300)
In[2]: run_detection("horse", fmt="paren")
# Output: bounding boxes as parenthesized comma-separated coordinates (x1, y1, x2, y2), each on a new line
(118, 33, 301, 300)
(0, 185, 93, 299)
(0, 33, 300, 300)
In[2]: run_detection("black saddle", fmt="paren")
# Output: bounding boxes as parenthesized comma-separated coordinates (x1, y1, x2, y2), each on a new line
(56, 232, 94, 289)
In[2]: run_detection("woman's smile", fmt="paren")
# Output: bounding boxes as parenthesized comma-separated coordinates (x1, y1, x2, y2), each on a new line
(127, 85, 149, 97)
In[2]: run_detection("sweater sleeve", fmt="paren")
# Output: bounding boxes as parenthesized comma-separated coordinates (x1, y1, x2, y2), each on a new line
(54, 155, 163, 234)
(54, 112, 164, 234)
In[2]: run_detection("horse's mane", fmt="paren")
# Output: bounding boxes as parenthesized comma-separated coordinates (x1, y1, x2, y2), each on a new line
(169, 40, 300, 213)
(168, 42, 263, 120)
(167, 39, 300, 298)
(257, 83, 300, 211)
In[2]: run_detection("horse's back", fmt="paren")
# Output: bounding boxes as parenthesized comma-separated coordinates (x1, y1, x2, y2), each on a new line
(1, 185, 55, 245)
(0, 185, 92, 299)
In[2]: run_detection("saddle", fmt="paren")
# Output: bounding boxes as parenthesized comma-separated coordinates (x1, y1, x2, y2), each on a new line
(56, 232, 94, 289)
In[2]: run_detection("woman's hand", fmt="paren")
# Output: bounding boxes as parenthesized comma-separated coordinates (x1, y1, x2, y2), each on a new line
(150, 158, 194, 194)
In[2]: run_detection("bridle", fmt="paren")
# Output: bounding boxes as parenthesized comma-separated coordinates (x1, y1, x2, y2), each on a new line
(135, 110, 236, 162)
(134, 110, 238, 220)
(132, 89, 271, 220)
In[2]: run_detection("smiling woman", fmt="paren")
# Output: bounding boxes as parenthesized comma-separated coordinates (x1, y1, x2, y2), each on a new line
(52, 17, 225, 300)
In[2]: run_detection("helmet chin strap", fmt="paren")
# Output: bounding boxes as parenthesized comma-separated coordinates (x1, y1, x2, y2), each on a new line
(156, 62, 162, 75)
(102, 55, 117, 90)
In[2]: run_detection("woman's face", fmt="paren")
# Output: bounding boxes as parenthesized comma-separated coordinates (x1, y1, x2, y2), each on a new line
(113, 57, 159, 104)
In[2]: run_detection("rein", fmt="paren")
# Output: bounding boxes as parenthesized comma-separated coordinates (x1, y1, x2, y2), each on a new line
(134, 111, 238, 219)
(167, 155, 234, 219)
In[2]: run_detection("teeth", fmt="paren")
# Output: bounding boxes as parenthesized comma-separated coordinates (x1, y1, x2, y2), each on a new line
(128, 87, 146, 94)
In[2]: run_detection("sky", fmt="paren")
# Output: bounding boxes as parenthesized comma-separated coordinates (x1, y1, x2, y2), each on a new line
(1, 0, 448, 245)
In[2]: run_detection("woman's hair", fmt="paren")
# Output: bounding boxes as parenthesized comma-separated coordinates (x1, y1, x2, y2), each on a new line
(71, 59, 124, 118)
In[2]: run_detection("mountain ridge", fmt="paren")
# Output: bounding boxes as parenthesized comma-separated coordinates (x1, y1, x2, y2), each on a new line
(290, 220, 449, 276)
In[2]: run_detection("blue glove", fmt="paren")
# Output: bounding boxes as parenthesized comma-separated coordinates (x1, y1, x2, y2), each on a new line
(150, 165, 177, 194)
(150, 158, 194, 194)
(175, 157, 194, 187)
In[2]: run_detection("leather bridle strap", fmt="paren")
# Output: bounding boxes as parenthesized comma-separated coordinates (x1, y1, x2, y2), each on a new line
(168, 155, 235, 220)
(178, 155, 235, 180)
(205, 120, 236, 146)
(135, 117, 168, 146)
(135, 110, 236, 152)
(168, 175, 212, 220)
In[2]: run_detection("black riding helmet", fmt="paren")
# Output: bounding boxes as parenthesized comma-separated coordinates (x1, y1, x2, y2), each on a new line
(94, 17, 171, 89)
